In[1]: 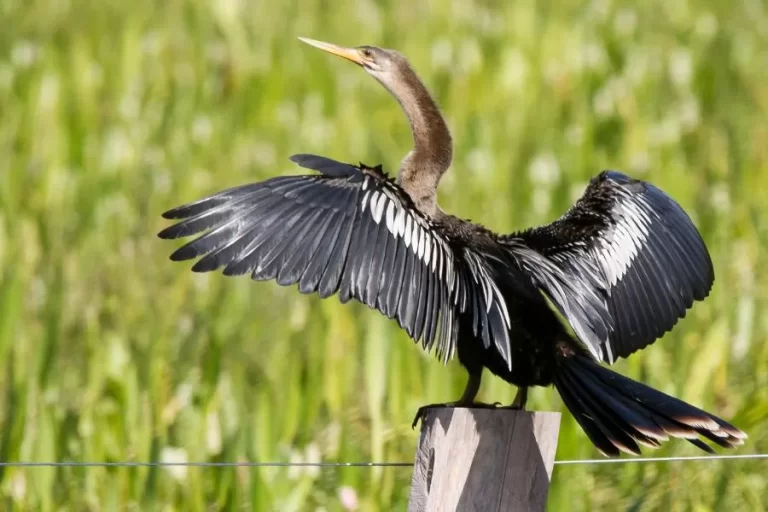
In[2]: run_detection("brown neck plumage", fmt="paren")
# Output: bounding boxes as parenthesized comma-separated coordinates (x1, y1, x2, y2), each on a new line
(378, 63, 452, 216)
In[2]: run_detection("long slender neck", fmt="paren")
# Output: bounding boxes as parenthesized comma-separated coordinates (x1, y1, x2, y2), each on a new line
(378, 65, 452, 216)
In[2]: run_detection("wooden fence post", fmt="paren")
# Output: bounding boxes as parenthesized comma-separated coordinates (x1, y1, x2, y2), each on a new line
(408, 409, 561, 512)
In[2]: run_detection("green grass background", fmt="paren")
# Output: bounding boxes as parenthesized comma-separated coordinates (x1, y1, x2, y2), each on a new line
(1, 0, 767, 509)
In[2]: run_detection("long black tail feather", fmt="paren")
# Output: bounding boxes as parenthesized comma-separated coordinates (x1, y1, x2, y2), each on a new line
(554, 355, 746, 456)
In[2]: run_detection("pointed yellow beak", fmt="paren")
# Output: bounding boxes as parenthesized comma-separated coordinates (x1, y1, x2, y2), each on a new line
(298, 37, 364, 66)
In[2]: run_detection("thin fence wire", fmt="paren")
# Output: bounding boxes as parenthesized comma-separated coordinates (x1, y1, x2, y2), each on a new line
(0, 453, 765, 468)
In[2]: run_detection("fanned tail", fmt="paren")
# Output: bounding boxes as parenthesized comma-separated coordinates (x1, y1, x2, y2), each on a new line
(554, 354, 746, 456)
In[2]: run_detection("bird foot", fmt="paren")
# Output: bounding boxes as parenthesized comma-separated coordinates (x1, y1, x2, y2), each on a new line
(495, 403, 526, 410)
(411, 401, 502, 429)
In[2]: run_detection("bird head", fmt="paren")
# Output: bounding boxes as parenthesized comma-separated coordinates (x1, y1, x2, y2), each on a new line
(298, 37, 407, 88)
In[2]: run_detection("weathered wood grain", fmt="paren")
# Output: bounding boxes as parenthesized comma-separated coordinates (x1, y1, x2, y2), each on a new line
(408, 409, 560, 512)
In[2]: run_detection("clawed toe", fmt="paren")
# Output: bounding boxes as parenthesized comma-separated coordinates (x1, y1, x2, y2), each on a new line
(412, 406, 429, 429)
(411, 401, 503, 429)
(412, 403, 453, 428)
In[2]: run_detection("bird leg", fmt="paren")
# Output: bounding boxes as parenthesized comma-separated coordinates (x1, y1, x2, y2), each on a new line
(499, 386, 529, 410)
(411, 372, 501, 428)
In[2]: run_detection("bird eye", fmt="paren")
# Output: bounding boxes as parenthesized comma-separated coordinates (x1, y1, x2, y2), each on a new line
(361, 48, 373, 58)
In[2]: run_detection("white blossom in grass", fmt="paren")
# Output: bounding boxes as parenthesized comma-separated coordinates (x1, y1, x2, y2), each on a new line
(625, 48, 650, 85)
(355, 0, 382, 34)
(11, 40, 38, 68)
(583, 42, 608, 73)
(102, 128, 135, 171)
(593, 84, 615, 118)
(566, 124, 584, 146)
(593, 77, 630, 119)
(37, 74, 59, 113)
(235, 140, 277, 169)
(206, 411, 222, 455)
(191, 272, 210, 294)
(649, 116, 681, 147)
(587, 0, 611, 22)
(85, 62, 104, 89)
(465, 147, 495, 183)
(176, 315, 193, 337)
(213, 0, 243, 26)
(79, 416, 94, 438)
(107, 335, 129, 378)
(276, 101, 298, 128)
(668, 49, 693, 89)
(253, 141, 277, 168)
(190, 167, 213, 192)
(27, 277, 47, 311)
(305, 443, 321, 478)
(10, 472, 26, 502)
(289, 299, 308, 330)
(287, 449, 303, 480)
(678, 96, 701, 133)
(339, 486, 359, 511)
(119, 94, 140, 121)
(528, 152, 560, 187)
(695, 12, 719, 41)
(614, 9, 637, 37)
(629, 151, 650, 175)
(302, 93, 324, 121)
(500, 48, 528, 92)
(161, 447, 188, 481)
(141, 31, 162, 57)
(305, 119, 335, 149)
(192, 115, 214, 144)
(431, 39, 453, 71)
(458, 38, 482, 75)
(710, 182, 731, 214)
(151, 170, 172, 196)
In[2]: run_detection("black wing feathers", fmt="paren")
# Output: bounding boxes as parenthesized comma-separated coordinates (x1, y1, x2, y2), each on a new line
(506, 170, 714, 363)
(159, 155, 512, 368)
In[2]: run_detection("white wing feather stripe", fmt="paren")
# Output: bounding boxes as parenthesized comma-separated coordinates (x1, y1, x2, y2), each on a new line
(371, 192, 386, 223)
(360, 187, 457, 272)
(395, 206, 406, 237)
(410, 221, 419, 251)
(404, 215, 413, 248)
(594, 200, 651, 286)
(352, 179, 515, 362)
(385, 200, 396, 235)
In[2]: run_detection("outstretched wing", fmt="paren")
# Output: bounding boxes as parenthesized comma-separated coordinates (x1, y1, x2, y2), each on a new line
(159, 154, 512, 367)
(503, 171, 714, 363)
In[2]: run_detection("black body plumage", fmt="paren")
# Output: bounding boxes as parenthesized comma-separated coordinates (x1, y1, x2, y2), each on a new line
(159, 39, 745, 456)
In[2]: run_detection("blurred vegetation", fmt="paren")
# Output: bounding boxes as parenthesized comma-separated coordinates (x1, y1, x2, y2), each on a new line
(0, 0, 767, 509)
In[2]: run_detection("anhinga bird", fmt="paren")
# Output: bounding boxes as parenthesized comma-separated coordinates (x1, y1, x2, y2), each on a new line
(158, 38, 746, 456)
